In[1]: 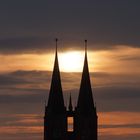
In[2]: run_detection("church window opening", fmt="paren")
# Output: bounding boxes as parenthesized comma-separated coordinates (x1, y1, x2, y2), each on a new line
(67, 117, 74, 132)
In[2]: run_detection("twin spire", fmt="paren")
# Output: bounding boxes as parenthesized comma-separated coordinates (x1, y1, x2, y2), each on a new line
(47, 38, 65, 113)
(47, 39, 95, 113)
(77, 40, 94, 114)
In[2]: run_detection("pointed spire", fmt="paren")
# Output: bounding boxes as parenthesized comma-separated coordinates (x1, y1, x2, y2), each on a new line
(47, 39, 65, 113)
(68, 93, 73, 111)
(77, 40, 95, 114)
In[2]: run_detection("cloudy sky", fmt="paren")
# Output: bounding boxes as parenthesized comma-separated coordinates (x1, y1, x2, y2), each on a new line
(0, 1, 140, 140)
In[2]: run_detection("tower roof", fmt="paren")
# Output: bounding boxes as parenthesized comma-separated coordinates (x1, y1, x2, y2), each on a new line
(47, 39, 65, 113)
(77, 40, 95, 114)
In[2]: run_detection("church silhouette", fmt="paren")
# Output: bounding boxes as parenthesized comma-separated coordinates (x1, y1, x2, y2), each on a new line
(44, 39, 98, 140)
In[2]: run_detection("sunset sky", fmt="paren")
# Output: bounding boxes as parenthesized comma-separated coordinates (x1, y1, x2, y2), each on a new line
(0, 1, 140, 140)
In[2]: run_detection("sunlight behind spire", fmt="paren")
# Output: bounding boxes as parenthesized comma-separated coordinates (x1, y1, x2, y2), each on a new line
(59, 51, 84, 72)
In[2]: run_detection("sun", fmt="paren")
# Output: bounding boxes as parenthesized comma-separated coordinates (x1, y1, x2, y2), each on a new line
(59, 51, 84, 72)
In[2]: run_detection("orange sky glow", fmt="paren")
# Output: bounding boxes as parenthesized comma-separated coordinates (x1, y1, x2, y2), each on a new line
(0, 46, 140, 74)
(0, 46, 140, 140)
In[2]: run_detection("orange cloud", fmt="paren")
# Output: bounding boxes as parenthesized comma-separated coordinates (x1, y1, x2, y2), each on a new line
(98, 112, 140, 136)
(98, 112, 140, 125)
(0, 126, 43, 135)
(0, 46, 140, 74)
(99, 127, 140, 136)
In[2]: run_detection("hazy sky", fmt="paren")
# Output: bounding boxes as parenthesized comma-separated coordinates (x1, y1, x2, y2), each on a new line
(0, 1, 140, 140)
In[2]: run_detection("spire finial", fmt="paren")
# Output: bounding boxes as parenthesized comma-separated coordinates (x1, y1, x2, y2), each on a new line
(85, 40, 87, 54)
(55, 38, 58, 53)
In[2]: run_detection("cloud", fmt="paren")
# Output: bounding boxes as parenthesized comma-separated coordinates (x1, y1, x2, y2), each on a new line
(0, 114, 42, 127)
(100, 124, 140, 129)
(0, 91, 47, 104)
(94, 86, 140, 112)
(0, 70, 140, 113)
(0, 37, 52, 54)
(0, 75, 30, 86)
(117, 55, 140, 61)
(0, 1, 140, 54)
(0, 37, 113, 54)
(95, 86, 140, 100)
(0, 37, 140, 54)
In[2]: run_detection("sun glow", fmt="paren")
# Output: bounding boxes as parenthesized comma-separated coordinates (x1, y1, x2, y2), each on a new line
(59, 51, 84, 72)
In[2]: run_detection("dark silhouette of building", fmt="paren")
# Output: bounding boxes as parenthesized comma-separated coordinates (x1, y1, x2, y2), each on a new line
(44, 39, 98, 140)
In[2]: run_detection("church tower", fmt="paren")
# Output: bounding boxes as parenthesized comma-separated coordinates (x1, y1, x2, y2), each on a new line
(44, 39, 67, 140)
(75, 40, 98, 140)
(44, 39, 98, 140)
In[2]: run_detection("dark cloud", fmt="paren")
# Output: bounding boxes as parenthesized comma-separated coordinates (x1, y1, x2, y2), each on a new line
(0, 70, 51, 89)
(0, 70, 111, 89)
(0, 70, 140, 113)
(0, 37, 51, 54)
(0, 90, 47, 103)
(95, 86, 140, 100)
(94, 86, 140, 112)
(0, 0, 140, 54)
(0, 37, 117, 54)
(47, 0, 140, 46)
(0, 75, 30, 86)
